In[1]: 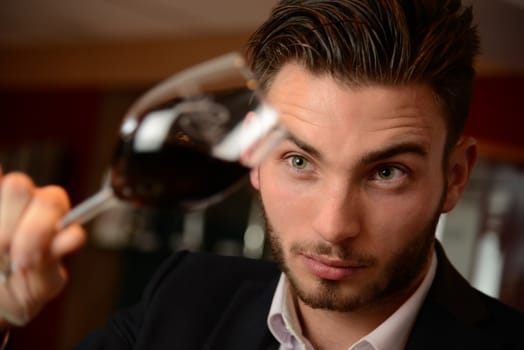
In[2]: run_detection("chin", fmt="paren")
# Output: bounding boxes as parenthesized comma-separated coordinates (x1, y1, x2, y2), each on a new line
(293, 276, 375, 311)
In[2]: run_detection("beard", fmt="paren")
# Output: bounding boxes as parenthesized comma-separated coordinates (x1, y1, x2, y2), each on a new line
(261, 193, 444, 312)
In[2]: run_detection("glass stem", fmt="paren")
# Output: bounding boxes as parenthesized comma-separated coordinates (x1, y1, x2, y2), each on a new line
(57, 186, 118, 230)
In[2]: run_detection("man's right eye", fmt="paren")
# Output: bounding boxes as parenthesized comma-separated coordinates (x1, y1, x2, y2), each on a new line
(286, 155, 310, 171)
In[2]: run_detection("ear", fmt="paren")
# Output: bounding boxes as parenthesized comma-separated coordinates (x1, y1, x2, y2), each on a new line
(249, 167, 260, 190)
(441, 136, 477, 213)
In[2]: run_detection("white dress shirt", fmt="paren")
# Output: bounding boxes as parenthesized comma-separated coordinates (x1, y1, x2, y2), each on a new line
(267, 250, 437, 350)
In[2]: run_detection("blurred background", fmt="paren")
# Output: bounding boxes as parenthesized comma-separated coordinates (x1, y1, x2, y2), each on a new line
(0, 0, 523, 348)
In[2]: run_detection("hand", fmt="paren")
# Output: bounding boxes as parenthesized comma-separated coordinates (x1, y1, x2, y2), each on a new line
(0, 170, 86, 326)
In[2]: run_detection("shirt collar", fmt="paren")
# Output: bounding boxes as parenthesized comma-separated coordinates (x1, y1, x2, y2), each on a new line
(361, 250, 437, 350)
(267, 250, 437, 350)
(267, 274, 314, 349)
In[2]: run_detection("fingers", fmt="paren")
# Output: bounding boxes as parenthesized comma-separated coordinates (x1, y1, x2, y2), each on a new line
(0, 260, 69, 326)
(10, 185, 71, 270)
(0, 173, 35, 252)
(0, 170, 84, 327)
(50, 224, 86, 259)
(1, 172, 86, 264)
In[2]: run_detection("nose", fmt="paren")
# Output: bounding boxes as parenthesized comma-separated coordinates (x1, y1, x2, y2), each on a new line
(311, 181, 361, 244)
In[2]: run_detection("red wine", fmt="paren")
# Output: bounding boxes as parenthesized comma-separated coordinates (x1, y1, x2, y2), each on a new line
(110, 140, 249, 209)
(110, 88, 255, 209)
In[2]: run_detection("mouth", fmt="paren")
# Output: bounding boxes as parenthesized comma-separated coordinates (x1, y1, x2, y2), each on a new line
(300, 253, 366, 281)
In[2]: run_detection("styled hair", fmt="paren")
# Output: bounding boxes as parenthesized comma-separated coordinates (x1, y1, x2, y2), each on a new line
(245, 0, 480, 147)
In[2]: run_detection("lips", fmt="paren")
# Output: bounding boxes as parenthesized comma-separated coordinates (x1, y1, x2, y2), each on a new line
(301, 254, 365, 280)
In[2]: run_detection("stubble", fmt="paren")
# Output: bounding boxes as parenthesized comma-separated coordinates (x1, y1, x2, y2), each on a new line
(261, 196, 441, 312)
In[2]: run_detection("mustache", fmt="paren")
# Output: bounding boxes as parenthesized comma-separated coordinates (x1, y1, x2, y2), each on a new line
(258, 194, 376, 266)
(289, 241, 376, 265)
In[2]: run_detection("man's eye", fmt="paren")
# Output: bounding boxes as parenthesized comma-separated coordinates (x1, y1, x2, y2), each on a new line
(375, 166, 404, 181)
(287, 155, 309, 170)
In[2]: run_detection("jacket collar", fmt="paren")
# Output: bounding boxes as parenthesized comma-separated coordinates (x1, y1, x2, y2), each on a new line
(203, 274, 280, 350)
(429, 242, 488, 323)
(405, 241, 490, 349)
(202, 241, 493, 350)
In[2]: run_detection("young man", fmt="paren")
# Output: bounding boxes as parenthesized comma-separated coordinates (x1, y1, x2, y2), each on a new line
(0, 0, 523, 349)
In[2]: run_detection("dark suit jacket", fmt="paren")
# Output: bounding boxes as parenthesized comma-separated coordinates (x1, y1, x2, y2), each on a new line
(75, 244, 524, 349)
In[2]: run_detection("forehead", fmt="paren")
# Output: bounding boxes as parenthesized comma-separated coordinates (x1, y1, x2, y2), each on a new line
(265, 63, 447, 159)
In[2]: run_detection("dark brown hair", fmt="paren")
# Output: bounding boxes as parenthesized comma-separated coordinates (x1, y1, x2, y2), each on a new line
(245, 0, 480, 147)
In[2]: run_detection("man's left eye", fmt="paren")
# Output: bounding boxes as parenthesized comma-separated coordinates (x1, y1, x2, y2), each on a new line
(375, 166, 404, 180)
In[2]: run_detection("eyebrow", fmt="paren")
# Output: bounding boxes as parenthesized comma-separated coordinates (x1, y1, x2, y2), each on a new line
(358, 142, 429, 166)
(285, 132, 428, 166)
(285, 133, 323, 161)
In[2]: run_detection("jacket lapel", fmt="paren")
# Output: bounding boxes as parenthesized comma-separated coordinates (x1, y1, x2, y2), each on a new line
(203, 275, 280, 350)
(405, 242, 493, 349)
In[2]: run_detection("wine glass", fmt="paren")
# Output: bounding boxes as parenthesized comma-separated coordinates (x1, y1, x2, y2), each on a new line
(0, 52, 286, 279)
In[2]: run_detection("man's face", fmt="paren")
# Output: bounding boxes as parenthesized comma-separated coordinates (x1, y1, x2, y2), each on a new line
(250, 63, 467, 312)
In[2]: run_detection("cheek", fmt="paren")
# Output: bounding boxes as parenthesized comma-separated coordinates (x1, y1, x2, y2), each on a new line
(367, 184, 443, 244)
(258, 171, 316, 240)
(261, 185, 306, 229)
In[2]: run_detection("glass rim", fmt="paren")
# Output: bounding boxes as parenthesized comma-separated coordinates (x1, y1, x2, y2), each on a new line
(121, 52, 257, 136)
